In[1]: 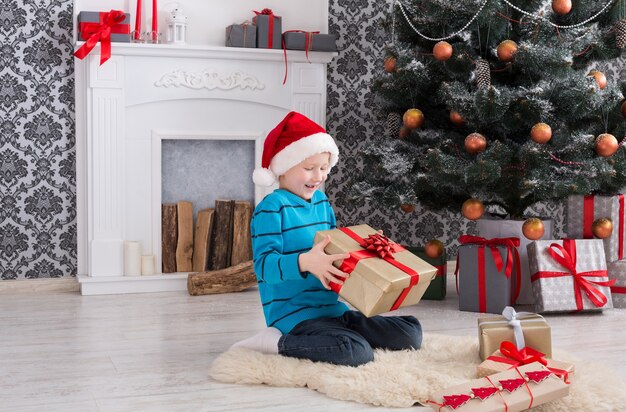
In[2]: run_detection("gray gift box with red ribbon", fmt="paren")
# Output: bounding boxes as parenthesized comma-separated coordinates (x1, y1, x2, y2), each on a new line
(225, 23, 256, 48)
(254, 12, 282, 49)
(528, 239, 613, 313)
(607, 260, 626, 308)
(77, 11, 131, 43)
(282, 32, 338, 52)
(457, 242, 520, 314)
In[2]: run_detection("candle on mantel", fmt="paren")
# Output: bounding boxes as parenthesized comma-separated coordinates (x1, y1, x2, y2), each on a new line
(141, 255, 155, 275)
(134, 0, 142, 40)
(152, 0, 158, 42)
(124, 241, 141, 276)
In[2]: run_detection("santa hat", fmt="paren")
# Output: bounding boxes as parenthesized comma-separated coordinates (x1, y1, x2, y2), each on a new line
(253, 112, 339, 186)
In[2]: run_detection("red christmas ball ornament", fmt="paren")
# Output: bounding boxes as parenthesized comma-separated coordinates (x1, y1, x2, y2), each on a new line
(384, 56, 397, 73)
(522, 218, 545, 240)
(588, 70, 607, 90)
(450, 111, 466, 126)
(433, 41, 453, 61)
(530, 123, 552, 144)
(592, 218, 613, 239)
(400, 203, 416, 213)
(403, 108, 424, 129)
(399, 126, 411, 139)
(461, 198, 485, 220)
(424, 239, 445, 258)
(464, 132, 487, 154)
(552, 0, 572, 15)
(595, 133, 619, 157)
(497, 40, 518, 62)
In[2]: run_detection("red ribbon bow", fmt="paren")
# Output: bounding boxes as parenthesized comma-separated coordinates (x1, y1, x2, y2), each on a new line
(488, 341, 570, 383)
(74, 10, 128, 65)
(331, 228, 419, 312)
(531, 239, 615, 311)
(456, 235, 522, 312)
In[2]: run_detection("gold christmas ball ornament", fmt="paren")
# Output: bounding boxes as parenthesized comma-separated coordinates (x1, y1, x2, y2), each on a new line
(425, 239, 445, 259)
(530, 123, 552, 144)
(588, 70, 607, 90)
(450, 111, 466, 126)
(384, 56, 397, 73)
(552, 0, 572, 15)
(403, 108, 424, 129)
(465, 132, 487, 154)
(497, 40, 518, 62)
(400, 203, 416, 213)
(592, 217, 613, 239)
(461, 198, 485, 221)
(522, 218, 545, 240)
(433, 41, 453, 61)
(595, 133, 619, 157)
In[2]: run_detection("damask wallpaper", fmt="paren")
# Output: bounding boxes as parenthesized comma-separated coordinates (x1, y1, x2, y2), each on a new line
(326, 0, 626, 257)
(1, 1, 623, 280)
(0, 0, 75, 279)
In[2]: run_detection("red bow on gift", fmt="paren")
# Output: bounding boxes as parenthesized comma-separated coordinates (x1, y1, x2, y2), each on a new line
(488, 341, 570, 383)
(74, 10, 128, 65)
(363, 233, 399, 259)
(531, 239, 616, 311)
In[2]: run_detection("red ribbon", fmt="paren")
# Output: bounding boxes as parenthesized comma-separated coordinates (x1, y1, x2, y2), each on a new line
(530, 239, 615, 311)
(486, 341, 571, 383)
(619, 194, 624, 259)
(74, 10, 128, 65)
(253, 9, 280, 48)
(281, 30, 320, 84)
(434, 264, 446, 277)
(485, 376, 508, 412)
(583, 195, 594, 239)
(330, 228, 419, 312)
(456, 236, 522, 312)
(611, 286, 626, 294)
(513, 368, 535, 409)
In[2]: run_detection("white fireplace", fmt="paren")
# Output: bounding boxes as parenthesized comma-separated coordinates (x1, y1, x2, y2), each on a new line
(75, 43, 336, 295)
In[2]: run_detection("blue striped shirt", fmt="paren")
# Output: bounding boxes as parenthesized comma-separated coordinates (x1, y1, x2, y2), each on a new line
(251, 189, 348, 333)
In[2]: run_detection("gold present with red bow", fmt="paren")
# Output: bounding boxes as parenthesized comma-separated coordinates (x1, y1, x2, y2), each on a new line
(314, 224, 437, 317)
(428, 362, 570, 412)
(477, 341, 574, 383)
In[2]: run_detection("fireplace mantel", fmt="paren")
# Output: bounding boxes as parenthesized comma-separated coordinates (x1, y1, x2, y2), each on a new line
(75, 43, 337, 295)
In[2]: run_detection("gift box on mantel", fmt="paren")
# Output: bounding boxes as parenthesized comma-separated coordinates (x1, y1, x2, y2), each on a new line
(567, 194, 626, 263)
(77, 11, 131, 43)
(282, 31, 338, 52)
(406, 246, 447, 300)
(477, 341, 574, 383)
(528, 239, 614, 313)
(456, 236, 521, 314)
(253, 8, 282, 49)
(225, 22, 256, 48)
(478, 306, 551, 361)
(427, 362, 570, 412)
(314, 225, 437, 317)
(608, 260, 626, 308)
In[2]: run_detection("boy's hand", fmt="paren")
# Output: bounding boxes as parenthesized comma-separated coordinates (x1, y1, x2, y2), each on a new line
(299, 236, 351, 289)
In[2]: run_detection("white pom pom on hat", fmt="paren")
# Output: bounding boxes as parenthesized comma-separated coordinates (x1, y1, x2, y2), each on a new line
(253, 112, 339, 187)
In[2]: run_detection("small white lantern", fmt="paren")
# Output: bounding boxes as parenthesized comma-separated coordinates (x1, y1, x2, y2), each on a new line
(166, 8, 187, 44)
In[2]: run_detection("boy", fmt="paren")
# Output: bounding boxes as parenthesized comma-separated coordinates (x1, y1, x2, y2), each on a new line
(232, 112, 422, 366)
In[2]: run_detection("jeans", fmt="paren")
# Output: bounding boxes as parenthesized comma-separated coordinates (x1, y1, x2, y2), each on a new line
(277, 310, 422, 367)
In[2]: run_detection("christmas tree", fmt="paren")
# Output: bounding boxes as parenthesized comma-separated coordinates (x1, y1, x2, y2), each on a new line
(354, 0, 626, 219)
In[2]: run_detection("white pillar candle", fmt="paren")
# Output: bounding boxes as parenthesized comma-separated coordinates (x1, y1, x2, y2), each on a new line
(141, 255, 155, 275)
(124, 241, 142, 276)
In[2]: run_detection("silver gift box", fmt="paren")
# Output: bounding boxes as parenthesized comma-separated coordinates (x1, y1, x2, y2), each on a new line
(608, 259, 626, 308)
(528, 239, 613, 313)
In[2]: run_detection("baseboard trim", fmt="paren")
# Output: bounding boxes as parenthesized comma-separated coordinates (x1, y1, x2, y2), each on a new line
(0, 278, 80, 294)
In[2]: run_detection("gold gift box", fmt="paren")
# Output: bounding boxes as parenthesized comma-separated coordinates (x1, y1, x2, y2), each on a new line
(477, 349, 574, 383)
(428, 362, 570, 412)
(314, 225, 437, 317)
(478, 314, 551, 360)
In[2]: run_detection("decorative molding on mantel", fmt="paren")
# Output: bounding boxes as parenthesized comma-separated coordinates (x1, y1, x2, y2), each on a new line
(74, 42, 338, 63)
(154, 70, 265, 91)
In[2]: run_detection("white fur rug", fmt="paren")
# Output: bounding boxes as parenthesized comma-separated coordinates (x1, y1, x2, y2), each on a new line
(210, 333, 626, 410)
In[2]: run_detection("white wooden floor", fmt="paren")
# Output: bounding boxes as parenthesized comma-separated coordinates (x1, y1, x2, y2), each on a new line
(1, 278, 625, 412)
